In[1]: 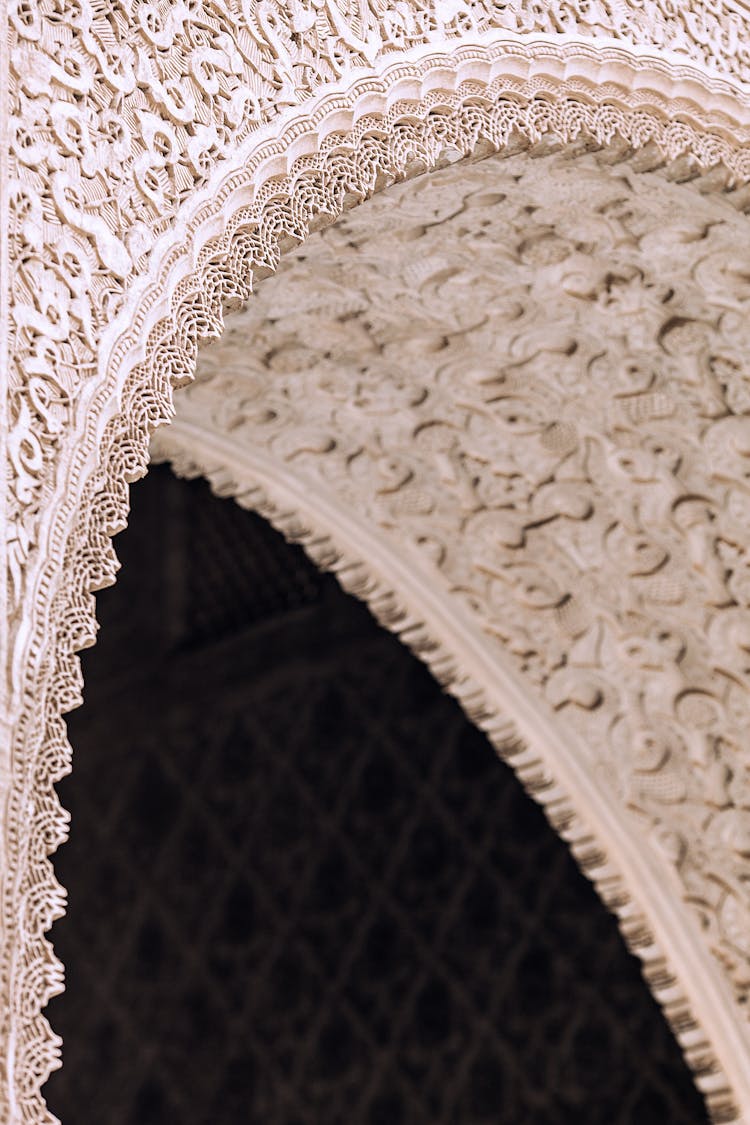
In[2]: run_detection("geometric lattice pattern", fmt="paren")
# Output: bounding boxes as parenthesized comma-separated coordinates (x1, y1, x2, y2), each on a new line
(47, 466, 708, 1124)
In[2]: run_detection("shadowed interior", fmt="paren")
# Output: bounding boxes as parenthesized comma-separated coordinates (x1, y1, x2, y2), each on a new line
(47, 465, 708, 1124)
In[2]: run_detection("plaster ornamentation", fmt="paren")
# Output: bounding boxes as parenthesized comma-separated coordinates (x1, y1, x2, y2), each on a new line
(11, 3, 750, 635)
(155, 147, 750, 1120)
(7, 1, 750, 1121)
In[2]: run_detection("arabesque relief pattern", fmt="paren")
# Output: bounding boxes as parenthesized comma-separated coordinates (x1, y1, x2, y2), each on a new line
(14, 84, 750, 1124)
(10, 0, 750, 622)
(9, 1, 750, 1120)
(160, 146, 750, 1050)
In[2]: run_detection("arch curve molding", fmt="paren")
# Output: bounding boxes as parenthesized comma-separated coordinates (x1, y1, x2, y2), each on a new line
(7, 5, 750, 1122)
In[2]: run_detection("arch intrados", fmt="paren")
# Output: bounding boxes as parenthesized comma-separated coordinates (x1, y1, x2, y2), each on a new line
(14, 34, 750, 1124)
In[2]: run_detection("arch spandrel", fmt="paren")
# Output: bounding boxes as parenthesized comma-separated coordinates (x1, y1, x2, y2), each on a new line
(8, 3, 750, 1121)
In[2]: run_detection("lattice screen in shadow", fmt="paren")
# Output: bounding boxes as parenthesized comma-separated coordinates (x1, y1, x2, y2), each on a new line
(46, 465, 708, 1124)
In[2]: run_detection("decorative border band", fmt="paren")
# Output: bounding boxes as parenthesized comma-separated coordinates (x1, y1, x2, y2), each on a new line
(8, 36, 750, 1122)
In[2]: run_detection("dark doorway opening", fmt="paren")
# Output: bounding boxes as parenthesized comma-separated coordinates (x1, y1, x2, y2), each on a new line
(47, 464, 708, 1124)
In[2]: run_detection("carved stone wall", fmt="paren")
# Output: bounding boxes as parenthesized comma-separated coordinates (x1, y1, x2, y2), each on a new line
(15, 0, 750, 645)
(7, 3, 750, 1121)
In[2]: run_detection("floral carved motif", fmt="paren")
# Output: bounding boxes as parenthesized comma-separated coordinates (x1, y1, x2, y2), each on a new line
(9, 1, 750, 621)
(157, 147, 750, 1120)
(8, 3, 750, 1121)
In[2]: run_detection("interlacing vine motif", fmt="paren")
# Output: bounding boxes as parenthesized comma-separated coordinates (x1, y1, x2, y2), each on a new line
(8, 91, 750, 1125)
(8, 2, 750, 1121)
(9, 0, 750, 614)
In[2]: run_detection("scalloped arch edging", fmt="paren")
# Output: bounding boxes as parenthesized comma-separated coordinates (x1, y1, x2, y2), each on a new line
(8, 34, 750, 1124)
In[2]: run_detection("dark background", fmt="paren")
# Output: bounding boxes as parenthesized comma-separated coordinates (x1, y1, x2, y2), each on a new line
(46, 464, 708, 1124)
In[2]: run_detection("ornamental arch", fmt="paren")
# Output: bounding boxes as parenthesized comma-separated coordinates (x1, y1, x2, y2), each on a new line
(7, 6, 750, 1122)
(154, 137, 750, 1125)
(44, 461, 716, 1125)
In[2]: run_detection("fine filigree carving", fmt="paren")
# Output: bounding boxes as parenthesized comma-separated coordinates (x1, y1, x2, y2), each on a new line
(9, 4, 750, 624)
(157, 146, 750, 1120)
(8, 6, 750, 1120)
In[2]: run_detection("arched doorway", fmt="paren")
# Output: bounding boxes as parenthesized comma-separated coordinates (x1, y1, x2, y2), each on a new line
(7, 15, 750, 1118)
(47, 465, 708, 1124)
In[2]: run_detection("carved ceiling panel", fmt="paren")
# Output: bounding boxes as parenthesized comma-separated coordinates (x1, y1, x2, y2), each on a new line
(157, 146, 750, 1116)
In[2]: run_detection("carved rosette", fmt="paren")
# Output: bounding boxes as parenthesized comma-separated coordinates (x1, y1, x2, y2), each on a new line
(7, 2, 750, 1121)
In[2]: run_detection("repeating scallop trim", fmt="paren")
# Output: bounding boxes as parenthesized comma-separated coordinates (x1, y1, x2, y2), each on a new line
(14, 60, 750, 1122)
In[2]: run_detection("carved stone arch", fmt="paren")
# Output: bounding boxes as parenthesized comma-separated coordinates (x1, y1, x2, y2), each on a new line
(7, 11, 750, 1123)
(146, 128, 750, 1125)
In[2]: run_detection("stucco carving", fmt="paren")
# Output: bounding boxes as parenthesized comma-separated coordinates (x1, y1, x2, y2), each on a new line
(7, 1, 750, 1121)
(155, 146, 750, 1119)
(11, 0, 750, 633)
